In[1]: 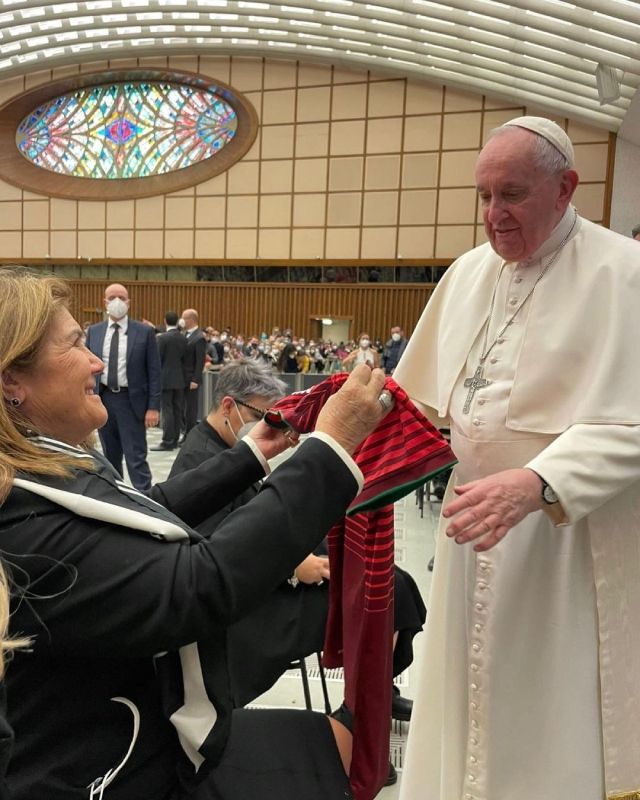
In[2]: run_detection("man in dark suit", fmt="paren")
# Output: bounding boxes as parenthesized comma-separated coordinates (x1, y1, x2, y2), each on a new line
(181, 307, 207, 437)
(151, 310, 188, 451)
(86, 283, 161, 490)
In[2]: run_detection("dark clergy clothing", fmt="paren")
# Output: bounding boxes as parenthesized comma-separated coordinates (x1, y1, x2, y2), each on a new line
(183, 328, 207, 434)
(86, 318, 161, 491)
(272, 375, 456, 800)
(157, 327, 188, 448)
(4, 434, 356, 800)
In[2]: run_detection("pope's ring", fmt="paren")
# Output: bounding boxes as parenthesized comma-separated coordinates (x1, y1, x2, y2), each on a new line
(378, 390, 393, 411)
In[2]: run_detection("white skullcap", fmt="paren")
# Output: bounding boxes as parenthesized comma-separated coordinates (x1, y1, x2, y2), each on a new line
(501, 116, 575, 168)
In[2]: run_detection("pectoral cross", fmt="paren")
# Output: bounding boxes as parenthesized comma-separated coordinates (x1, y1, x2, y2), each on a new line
(463, 365, 490, 414)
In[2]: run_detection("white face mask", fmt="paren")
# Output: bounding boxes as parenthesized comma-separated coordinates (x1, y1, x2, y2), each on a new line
(391, 333, 402, 342)
(106, 298, 128, 320)
(360, 339, 370, 349)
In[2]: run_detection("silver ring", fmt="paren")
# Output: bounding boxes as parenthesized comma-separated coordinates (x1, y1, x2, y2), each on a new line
(378, 390, 393, 411)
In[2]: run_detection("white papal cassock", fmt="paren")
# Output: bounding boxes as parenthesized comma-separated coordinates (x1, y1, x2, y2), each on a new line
(395, 208, 640, 800)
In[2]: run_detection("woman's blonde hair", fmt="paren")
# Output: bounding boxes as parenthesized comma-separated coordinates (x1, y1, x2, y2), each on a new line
(0, 562, 28, 678)
(0, 266, 93, 502)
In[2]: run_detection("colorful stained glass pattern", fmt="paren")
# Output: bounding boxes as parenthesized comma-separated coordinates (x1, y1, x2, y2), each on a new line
(16, 82, 238, 180)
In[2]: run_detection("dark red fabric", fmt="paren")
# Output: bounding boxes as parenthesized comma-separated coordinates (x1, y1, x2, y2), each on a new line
(271, 374, 455, 800)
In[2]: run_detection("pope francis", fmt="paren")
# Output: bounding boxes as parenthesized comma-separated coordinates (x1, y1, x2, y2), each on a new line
(394, 117, 640, 800)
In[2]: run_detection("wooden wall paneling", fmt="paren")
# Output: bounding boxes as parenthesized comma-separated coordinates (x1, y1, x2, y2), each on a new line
(69, 281, 434, 340)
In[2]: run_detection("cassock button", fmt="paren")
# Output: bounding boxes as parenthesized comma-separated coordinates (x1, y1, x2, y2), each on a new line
(497, 337, 505, 344)
(473, 418, 481, 426)
(474, 624, 483, 632)
(471, 663, 479, 672)
(490, 357, 498, 364)
(509, 297, 518, 305)
(514, 276, 523, 283)
(471, 682, 479, 690)
(468, 774, 476, 782)
(470, 702, 478, 710)
(472, 643, 481, 652)
(477, 398, 486, 405)
(475, 602, 484, 611)
(470, 755, 477, 764)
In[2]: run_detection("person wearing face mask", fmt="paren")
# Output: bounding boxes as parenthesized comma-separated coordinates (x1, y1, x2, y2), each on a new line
(382, 326, 408, 375)
(341, 333, 381, 371)
(85, 283, 161, 491)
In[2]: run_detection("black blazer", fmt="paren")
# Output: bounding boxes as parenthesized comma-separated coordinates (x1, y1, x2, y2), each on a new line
(183, 328, 207, 387)
(157, 328, 188, 391)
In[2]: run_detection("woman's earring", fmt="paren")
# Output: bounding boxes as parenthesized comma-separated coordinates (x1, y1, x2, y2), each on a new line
(10, 397, 21, 407)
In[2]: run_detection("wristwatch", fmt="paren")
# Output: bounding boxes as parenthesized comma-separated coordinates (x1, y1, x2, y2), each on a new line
(287, 573, 300, 589)
(539, 477, 559, 505)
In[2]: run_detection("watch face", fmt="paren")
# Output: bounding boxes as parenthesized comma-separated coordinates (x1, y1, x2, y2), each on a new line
(543, 484, 558, 504)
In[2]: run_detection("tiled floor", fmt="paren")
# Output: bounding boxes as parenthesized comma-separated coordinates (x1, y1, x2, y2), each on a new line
(140, 426, 441, 799)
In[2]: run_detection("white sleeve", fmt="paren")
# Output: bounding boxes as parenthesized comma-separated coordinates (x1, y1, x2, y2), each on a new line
(525, 423, 640, 525)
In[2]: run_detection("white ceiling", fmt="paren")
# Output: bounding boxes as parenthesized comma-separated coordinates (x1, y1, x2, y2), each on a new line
(1, 0, 639, 133)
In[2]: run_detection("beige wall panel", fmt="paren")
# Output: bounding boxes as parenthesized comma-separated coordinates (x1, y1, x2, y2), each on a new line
(199, 57, 231, 83)
(24, 71, 51, 90)
(78, 202, 106, 230)
(260, 194, 292, 227)
(0, 231, 21, 257)
(108, 59, 138, 70)
(440, 150, 478, 187)
(296, 122, 330, 157)
(436, 225, 475, 258)
(331, 83, 367, 120)
(333, 67, 368, 84)
(135, 196, 164, 229)
(366, 117, 403, 154)
(291, 228, 324, 258)
(195, 173, 228, 196)
(403, 115, 441, 152)
(135, 230, 164, 259)
(106, 231, 134, 259)
(363, 191, 398, 226)
(258, 228, 291, 258)
(43, 204, 72, 230)
(574, 144, 609, 183)
(294, 158, 328, 193)
(475, 224, 489, 246)
(165, 196, 195, 229)
(442, 112, 482, 149)
(22, 231, 48, 258)
(78, 231, 105, 258)
(401, 153, 438, 189)
(226, 229, 257, 258)
(368, 81, 404, 118)
(263, 60, 297, 90)
(0, 77, 24, 105)
(227, 161, 259, 194)
(361, 227, 396, 258)
(227, 195, 259, 228)
(167, 186, 195, 198)
(50, 230, 77, 258)
(573, 183, 606, 222)
(0, 181, 21, 201)
(135, 58, 167, 69)
(261, 125, 295, 159)
(325, 227, 360, 258)
(23, 190, 46, 201)
(243, 137, 261, 161)
(398, 225, 435, 258)
(444, 88, 483, 112)
(330, 120, 366, 156)
(327, 193, 362, 227)
(262, 89, 296, 124)
(438, 187, 477, 224)
(106, 200, 135, 230)
(481, 109, 524, 142)
(169, 57, 199, 73)
(194, 229, 226, 259)
(0, 202, 22, 230)
(400, 189, 436, 225)
(23, 201, 49, 231)
(196, 196, 226, 229)
(405, 82, 443, 115)
(365, 155, 401, 190)
(329, 157, 363, 192)
(293, 194, 325, 227)
(298, 63, 332, 86)
(164, 229, 194, 259)
(567, 120, 608, 144)
(297, 86, 331, 122)
(261, 160, 293, 193)
(229, 58, 263, 92)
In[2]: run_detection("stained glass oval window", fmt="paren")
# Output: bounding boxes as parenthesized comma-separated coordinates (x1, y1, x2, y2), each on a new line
(16, 82, 238, 180)
(0, 70, 257, 200)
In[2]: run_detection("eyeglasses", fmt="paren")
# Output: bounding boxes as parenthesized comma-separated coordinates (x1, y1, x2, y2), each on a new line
(235, 399, 269, 421)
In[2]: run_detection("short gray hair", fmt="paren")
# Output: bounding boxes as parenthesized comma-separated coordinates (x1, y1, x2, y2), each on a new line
(632, 223, 640, 238)
(489, 126, 571, 175)
(211, 358, 287, 409)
